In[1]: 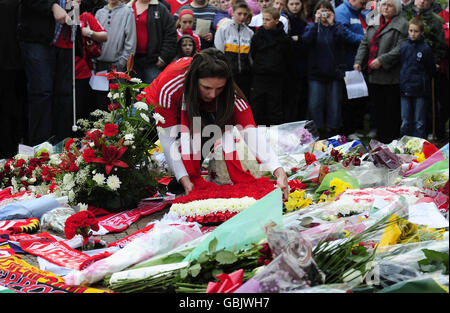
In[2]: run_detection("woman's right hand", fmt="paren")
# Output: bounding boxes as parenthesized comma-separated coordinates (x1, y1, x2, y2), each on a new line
(353, 64, 362, 72)
(179, 176, 194, 195)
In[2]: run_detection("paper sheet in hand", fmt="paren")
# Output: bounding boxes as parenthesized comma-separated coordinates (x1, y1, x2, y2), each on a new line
(344, 70, 368, 99)
(89, 70, 109, 91)
(195, 19, 211, 35)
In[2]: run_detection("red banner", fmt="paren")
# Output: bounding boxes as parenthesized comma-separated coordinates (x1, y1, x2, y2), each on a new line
(107, 223, 155, 248)
(94, 201, 170, 235)
(20, 240, 108, 270)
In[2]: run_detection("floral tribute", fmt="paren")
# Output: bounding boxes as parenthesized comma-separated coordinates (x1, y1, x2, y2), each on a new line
(64, 210, 99, 248)
(51, 56, 163, 210)
(169, 179, 277, 224)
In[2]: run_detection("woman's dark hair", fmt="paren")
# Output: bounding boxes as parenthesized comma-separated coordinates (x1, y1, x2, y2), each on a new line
(285, 0, 306, 20)
(313, 0, 334, 14)
(183, 48, 245, 131)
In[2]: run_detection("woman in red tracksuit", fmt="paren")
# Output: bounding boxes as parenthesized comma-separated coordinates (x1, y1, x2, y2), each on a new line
(137, 48, 289, 199)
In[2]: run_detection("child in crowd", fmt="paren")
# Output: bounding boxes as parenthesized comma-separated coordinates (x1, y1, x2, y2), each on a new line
(285, 0, 308, 122)
(249, 0, 290, 33)
(176, 9, 201, 52)
(174, 35, 198, 60)
(399, 17, 435, 139)
(274, 0, 288, 17)
(214, 1, 254, 98)
(301, 0, 348, 138)
(250, 6, 296, 126)
(214, 0, 233, 30)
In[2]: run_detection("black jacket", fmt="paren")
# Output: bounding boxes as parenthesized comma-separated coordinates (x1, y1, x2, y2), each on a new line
(0, 0, 23, 69)
(141, 3, 177, 66)
(250, 22, 295, 78)
(400, 37, 436, 97)
(17, 0, 58, 44)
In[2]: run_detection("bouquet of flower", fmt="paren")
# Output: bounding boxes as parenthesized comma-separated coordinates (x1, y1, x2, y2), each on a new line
(64, 210, 99, 249)
(49, 56, 162, 211)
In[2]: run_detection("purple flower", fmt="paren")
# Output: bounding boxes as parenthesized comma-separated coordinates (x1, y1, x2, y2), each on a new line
(298, 128, 313, 144)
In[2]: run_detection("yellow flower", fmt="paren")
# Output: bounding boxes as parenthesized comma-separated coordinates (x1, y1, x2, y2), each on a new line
(284, 189, 313, 213)
(149, 140, 162, 155)
(414, 152, 426, 163)
(329, 178, 353, 199)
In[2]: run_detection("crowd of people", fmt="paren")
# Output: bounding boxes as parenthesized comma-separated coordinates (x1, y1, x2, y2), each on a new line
(0, 0, 448, 159)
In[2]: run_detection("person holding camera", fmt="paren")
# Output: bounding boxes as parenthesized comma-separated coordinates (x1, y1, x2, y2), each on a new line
(301, 0, 349, 139)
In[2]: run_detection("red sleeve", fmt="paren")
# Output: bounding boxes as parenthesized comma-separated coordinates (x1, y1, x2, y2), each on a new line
(86, 13, 106, 32)
(233, 96, 256, 128)
(140, 58, 192, 127)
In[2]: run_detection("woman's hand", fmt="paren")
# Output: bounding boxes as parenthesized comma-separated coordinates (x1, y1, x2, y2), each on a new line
(52, 3, 69, 24)
(81, 25, 92, 37)
(369, 58, 382, 70)
(273, 167, 289, 201)
(354, 64, 362, 72)
(179, 176, 194, 195)
(326, 11, 335, 26)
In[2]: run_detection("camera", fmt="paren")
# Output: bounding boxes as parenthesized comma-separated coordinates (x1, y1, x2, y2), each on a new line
(321, 11, 328, 18)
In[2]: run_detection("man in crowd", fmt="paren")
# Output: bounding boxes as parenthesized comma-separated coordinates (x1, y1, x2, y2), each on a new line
(18, 0, 75, 146)
(335, 0, 371, 140)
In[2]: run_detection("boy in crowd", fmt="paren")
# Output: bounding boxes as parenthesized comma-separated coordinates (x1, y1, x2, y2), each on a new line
(214, 1, 254, 98)
(249, 0, 290, 33)
(399, 17, 436, 139)
(249, 6, 295, 126)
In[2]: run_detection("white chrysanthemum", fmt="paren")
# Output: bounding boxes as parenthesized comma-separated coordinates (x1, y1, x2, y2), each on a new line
(124, 133, 134, 141)
(78, 203, 88, 211)
(153, 113, 165, 124)
(107, 175, 121, 191)
(134, 102, 148, 111)
(130, 77, 142, 84)
(14, 154, 30, 161)
(93, 173, 106, 185)
(62, 173, 75, 190)
(140, 113, 150, 123)
(28, 177, 37, 184)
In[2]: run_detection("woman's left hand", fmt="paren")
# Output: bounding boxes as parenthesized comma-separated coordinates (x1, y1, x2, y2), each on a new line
(273, 167, 289, 201)
(369, 58, 382, 70)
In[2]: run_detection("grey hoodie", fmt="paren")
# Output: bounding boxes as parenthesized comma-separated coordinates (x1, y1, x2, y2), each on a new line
(95, 3, 136, 70)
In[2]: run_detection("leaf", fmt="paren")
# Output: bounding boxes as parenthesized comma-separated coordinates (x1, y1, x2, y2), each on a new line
(189, 263, 202, 278)
(215, 250, 238, 265)
(208, 238, 218, 254)
(211, 268, 223, 278)
(197, 251, 209, 264)
(179, 268, 188, 280)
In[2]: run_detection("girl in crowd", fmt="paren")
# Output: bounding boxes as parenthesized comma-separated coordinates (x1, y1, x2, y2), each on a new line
(176, 9, 202, 52)
(302, 0, 348, 138)
(285, 0, 308, 121)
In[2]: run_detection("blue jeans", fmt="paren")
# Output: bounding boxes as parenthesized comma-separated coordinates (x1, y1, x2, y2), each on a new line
(134, 54, 162, 84)
(20, 42, 73, 145)
(400, 96, 427, 139)
(308, 79, 342, 129)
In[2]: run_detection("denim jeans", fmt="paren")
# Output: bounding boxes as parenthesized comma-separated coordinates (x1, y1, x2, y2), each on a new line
(20, 42, 73, 146)
(134, 54, 162, 84)
(400, 96, 427, 139)
(307, 79, 342, 129)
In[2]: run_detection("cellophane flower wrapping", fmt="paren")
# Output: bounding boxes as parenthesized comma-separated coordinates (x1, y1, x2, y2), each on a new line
(64, 221, 203, 286)
(40, 207, 76, 234)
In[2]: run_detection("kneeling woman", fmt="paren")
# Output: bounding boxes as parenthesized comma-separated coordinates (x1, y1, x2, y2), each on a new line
(138, 48, 289, 199)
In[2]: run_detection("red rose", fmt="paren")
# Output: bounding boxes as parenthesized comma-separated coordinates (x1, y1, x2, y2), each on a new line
(109, 83, 119, 90)
(68, 163, 79, 172)
(108, 103, 119, 111)
(104, 123, 118, 137)
(194, 215, 205, 223)
(14, 159, 26, 168)
(216, 212, 227, 222)
(305, 152, 317, 165)
(65, 138, 75, 152)
(82, 148, 97, 163)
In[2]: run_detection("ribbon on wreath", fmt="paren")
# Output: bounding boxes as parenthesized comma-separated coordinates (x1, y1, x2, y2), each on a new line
(206, 269, 244, 293)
